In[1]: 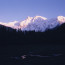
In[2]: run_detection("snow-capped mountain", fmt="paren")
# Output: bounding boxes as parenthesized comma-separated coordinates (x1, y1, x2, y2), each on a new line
(19, 16, 65, 32)
(0, 16, 65, 32)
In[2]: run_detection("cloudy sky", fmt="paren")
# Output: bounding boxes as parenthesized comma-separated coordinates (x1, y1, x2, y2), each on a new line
(0, 0, 65, 22)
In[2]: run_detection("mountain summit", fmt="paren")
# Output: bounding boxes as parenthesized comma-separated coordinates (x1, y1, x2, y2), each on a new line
(19, 16, 65, 32)
(0, 16, 65, 32)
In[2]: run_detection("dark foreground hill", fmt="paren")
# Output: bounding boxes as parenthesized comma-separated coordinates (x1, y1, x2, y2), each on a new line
(0, 23, 65, 45)
(0, 24, 65, 65)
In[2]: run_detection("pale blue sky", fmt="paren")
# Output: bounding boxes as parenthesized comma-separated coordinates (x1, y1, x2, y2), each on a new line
(0, 0, 65, 22)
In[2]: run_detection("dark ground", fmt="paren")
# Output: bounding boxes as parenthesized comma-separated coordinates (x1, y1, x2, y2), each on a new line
(0, 45, 65, 65)
(0, 24, 65, 65)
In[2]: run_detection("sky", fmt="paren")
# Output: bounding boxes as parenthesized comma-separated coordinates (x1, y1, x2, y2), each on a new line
(0, 0, 65, 22)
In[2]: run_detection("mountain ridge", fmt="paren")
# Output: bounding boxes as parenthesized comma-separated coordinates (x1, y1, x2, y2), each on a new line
(0, 23, 65, 45)
(0, 16, 65, 32)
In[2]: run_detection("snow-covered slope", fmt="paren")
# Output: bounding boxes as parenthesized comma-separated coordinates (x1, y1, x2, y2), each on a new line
(19, 16, 65, 32)
(0, 16, 65, 32)
(57, 16, 65, 24)
(20, 16, 48, 31)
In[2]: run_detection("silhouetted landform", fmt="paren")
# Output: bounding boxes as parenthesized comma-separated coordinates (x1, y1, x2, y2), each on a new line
(0, 23, 65, 45)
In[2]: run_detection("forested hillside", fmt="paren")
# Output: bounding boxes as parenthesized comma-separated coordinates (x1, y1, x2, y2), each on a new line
(0, 23, 65, 45)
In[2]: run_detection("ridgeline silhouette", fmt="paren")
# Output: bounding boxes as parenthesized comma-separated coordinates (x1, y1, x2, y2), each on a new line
(0, 23, 65, 45)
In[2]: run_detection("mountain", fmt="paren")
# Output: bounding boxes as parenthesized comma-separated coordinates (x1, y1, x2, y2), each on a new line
(19, 16, 65, 32)
(0, 16, 65, 32)
(0, 22, 65, 45)
(0, 24, 16, 32)
(0, 16, 65, 45)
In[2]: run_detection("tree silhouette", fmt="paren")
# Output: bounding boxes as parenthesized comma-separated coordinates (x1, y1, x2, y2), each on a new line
(0, 23, 65, 45)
